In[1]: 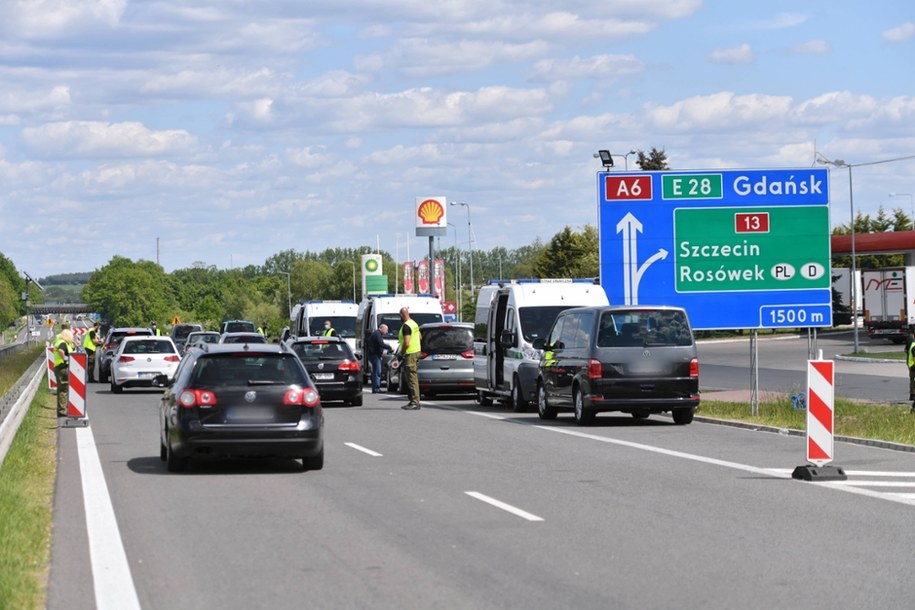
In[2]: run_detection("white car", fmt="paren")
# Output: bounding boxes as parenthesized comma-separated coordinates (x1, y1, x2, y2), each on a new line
(110, 335, 181, 393)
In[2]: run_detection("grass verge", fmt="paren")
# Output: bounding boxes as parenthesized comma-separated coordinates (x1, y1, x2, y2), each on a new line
(0, 385, 57, 610)
(0, 345, 45, 394)
(698, 396, 915, 446)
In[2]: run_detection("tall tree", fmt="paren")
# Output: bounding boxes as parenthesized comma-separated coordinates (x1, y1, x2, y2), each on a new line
(635, 147, 670, 170)
(82, 257, 176, 325)
(533, 225, 599, 279)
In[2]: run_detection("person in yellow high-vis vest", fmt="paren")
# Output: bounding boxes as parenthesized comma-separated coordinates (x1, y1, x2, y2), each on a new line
(906, 329, 915, 412)
(322, 320, 337, 337)
(83, 321, 102, 382)
(397, 307, 422, 410)
(54, 328, 76, 416)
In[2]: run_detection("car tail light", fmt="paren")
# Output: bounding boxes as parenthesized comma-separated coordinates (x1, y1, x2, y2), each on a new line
(689, 358, 699, 378)
(588, 359, 602, 380)
(283, 387, 320, 407)
(338, 360, 360, 372)
(461, 349, 474, 359)
(419, 351, 429, 359)
(118, 355, 135, 363)
(164, 355, 180, 362)
(178, 389, 217, 408)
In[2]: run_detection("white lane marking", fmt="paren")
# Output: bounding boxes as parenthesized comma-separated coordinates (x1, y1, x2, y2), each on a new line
(769, 469, 915, 477)
(75, 426, 142, 610)
(466, 410, 509, 421)
(836, 481, 915, 488)
(345, 442, 383, 457)
(461, 413, 915, 508)
(465, 491, 544, 522)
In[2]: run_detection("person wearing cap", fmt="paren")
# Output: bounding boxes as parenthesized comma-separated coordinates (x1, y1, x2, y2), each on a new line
(53, 328, 77, 417)
(151, 321, 162, 336)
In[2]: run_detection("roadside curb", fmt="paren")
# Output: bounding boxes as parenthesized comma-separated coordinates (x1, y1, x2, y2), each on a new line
(688, 414, 915, 454)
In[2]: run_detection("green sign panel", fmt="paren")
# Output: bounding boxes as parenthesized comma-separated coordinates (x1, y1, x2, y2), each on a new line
(662, 173, 723, 200)
(674, 206, 830, 293)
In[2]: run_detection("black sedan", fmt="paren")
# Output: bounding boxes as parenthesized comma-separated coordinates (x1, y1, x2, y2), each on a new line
(288, 337, 363, 406)
(156, 343, 324, 472)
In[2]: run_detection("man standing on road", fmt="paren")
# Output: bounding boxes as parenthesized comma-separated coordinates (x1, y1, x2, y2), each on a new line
(83, 321, 102, 382)
(397, 307, 421, 410)
(366, 323, 392, 394)
(53, 328, 76, 417)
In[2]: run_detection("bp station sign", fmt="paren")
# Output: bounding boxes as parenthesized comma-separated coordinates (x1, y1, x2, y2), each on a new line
(598, 168, 832, 330)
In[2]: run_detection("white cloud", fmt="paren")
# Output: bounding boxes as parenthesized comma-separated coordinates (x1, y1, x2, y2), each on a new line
(530, 54, 644, 82)
(790, 40, 830, 55)
(2, 0, 126, 37)
(706, 44, 755, 65)
(883, 22, 915, 43)
(21, 121, 197, 159)
(643, 92, 793, 131)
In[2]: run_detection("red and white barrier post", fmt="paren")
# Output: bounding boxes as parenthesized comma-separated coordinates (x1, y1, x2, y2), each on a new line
(47, 342, 57, 391)
(60, 352, 89, 428)
(792, 358, 846, 481)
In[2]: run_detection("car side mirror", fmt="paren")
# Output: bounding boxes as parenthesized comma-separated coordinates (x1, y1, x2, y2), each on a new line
(499, 330, 514, 349)
(532, 337, 546, 350)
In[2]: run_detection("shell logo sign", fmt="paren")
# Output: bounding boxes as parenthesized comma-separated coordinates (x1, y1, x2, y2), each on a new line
(417, 199, 444, 225)
(415, 196, 447, 236)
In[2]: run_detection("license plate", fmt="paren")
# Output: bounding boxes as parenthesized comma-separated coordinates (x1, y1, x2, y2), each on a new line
(432, 354, 457, 360)
(138, 371, 156, 379)
(226, 407, 274, 421)
(313, 373, 333, 380)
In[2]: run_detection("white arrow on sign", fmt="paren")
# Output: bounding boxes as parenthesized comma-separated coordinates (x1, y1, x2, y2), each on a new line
(616, 212, 668, 305)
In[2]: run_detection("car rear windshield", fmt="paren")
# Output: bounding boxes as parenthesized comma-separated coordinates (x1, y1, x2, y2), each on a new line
(421, 327, 473, 353)
(291, 341, 353, 361)
(222, 334, 266, 344)
(123, 339, 176, 354)
(173, 325, 201, 340)
(307, 316, 357, 338)
(191, 353, 307, 387)
(597, 310, 693, 348)
(224, 321, 256, 333)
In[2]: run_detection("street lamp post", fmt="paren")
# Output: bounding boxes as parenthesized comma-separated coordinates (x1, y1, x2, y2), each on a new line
(817, 155, 859, 353)
(450, 202, 474, 299)
(341, 260, 356, 302)
(889, 192, 914, 226)
(448, 222, 461, 321)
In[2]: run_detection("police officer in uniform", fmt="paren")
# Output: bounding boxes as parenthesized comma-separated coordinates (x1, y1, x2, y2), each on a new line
(54, 328, 76, 417)
(397, 307, 422, 410)
(83, 321, 102, 382)
(322, 320, 337, 337)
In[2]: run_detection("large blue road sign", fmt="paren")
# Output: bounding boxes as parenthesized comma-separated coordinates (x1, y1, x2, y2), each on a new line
(598, 169, 832, 330)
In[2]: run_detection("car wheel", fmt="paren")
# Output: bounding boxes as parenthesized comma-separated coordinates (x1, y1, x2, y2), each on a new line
(537, 382, 557, 420)
(351, 395, 363, 407)
(302, 448, 324, 471)
(160, 440, 167, 461)
(511, 377, 528, 413)
(476, 390, 493, 406)
(99, 368, 108, 383)
(573, 387, 595, 426)
(110, 381, 122, 394)
(672, 408, 694, 425)
(166, 437, 188, 473)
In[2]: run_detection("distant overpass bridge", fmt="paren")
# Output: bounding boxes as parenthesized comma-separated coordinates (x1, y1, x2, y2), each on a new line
(29, 303, 93, 315)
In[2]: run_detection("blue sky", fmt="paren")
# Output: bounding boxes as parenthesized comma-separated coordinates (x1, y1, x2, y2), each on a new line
(0, 0, 913, 279)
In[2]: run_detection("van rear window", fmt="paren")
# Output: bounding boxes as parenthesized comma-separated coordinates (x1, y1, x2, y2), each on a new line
(597, 310, 693, 348)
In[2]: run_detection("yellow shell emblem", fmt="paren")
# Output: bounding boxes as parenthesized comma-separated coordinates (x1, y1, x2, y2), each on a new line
(418, 199, 444, 225)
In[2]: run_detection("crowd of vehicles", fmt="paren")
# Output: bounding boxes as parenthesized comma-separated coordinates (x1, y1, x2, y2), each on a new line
(83, 282, 703, 473)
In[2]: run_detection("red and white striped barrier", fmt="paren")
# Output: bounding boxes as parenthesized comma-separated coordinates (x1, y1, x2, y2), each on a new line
(792, 358, 845, 481)
(806, 359, 834, 466)
(67, 352, 87, 419)
(47, 343, 57, 391)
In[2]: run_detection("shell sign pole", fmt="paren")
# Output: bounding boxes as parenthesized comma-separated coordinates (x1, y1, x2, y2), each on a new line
(416, 197, 448, 299)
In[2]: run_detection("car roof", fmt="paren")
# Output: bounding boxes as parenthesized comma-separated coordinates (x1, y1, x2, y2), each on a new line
(108, 327, 153, 334)
(189, 343, 288, 355)
(290, 336, 346, 344)
(417, 322, 474, 330)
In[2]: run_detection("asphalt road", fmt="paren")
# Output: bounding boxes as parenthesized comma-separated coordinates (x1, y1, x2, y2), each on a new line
(698, 330, 908, 403)
(49, 374, 915, 610)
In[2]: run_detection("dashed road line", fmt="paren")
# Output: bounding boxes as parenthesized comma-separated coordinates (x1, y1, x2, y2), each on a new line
(465, 491, 544, 522)
(345, 442, 383, 457)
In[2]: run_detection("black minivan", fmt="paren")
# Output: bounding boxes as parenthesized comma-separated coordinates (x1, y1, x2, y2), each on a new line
(533, 305, 699, 425)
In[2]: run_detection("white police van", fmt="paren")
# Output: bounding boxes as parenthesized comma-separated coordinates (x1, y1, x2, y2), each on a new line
(473, 279, 609, 411)
(291, 300, 359, 351)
